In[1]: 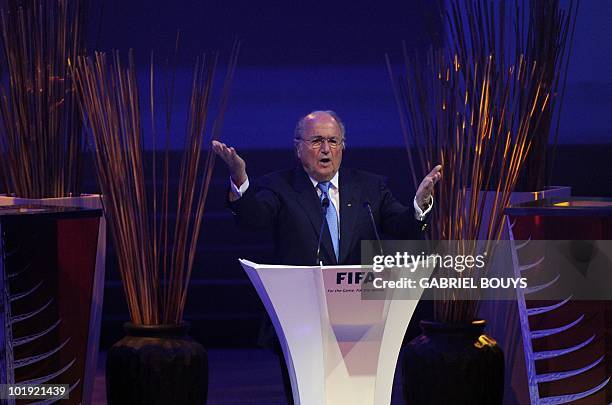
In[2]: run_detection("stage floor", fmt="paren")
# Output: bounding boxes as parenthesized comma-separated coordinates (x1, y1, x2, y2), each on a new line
(92, 348, 406, 404)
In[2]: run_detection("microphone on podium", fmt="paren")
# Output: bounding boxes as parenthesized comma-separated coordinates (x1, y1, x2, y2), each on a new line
(363, 201, 383, 257)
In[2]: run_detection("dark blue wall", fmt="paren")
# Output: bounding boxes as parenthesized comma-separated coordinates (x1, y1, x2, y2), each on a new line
(89, 0, 612, 148)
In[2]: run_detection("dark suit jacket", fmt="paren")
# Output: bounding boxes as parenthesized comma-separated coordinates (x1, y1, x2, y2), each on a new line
(229, 165, 426, 266)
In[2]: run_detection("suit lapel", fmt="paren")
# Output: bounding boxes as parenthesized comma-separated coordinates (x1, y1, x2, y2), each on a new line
(339, 169, 361, 264)
(292, 166, 336, 264)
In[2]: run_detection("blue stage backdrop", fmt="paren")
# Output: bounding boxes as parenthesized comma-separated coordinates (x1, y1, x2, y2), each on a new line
(89, 0, 612, 149)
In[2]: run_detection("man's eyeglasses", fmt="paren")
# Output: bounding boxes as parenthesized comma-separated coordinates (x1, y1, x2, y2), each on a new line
(297, 136, 343, 149)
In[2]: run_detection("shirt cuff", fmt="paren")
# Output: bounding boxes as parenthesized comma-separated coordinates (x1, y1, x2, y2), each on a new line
(230, 176, 249, 198)
(413, 195, 433, 221)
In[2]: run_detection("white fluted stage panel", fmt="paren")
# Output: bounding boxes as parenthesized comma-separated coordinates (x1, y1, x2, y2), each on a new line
(240, 259, 432, 405)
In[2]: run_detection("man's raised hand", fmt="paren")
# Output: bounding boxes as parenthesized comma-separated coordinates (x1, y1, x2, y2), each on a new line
(416, 165, 442, 210)
(212, 140, 247, 187)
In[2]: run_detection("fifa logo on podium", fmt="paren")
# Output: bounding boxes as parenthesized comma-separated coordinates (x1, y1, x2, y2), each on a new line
(336, 272, 376, 284)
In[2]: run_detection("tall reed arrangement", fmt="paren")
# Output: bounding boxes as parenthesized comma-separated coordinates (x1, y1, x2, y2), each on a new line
(72, 43, 239, 325)
(446, 0, 577, 192)
(387, 0, 576, 322)
(520, 0, 577, 191)
(0, 0, 86, 198)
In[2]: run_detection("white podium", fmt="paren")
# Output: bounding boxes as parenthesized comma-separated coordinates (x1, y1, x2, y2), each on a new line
(240, 259, 432, 405)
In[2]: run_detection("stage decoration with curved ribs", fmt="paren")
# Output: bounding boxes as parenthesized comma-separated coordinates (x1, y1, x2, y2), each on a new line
(507, 198, 612, 404)
(0, 204, 102, 405)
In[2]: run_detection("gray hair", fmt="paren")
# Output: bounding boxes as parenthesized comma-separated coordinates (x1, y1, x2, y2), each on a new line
(293, 110, 346, 143)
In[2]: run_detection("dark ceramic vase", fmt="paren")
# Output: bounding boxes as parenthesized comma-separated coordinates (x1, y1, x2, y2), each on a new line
(106, 322, 208, 405)
(402, 320, 504, 405)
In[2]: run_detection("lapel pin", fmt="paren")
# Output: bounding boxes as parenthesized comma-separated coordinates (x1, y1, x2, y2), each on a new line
(347, 203, 352, 207)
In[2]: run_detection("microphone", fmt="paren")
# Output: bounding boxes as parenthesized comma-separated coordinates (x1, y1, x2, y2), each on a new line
(316, 197, 330, 265)
(363, 201, 383, 257)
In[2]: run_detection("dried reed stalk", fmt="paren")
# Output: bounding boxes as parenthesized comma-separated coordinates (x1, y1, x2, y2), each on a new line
(387, 0, 566, 323)
(72, 43, 240, 325)
(0, 0, 86, 198)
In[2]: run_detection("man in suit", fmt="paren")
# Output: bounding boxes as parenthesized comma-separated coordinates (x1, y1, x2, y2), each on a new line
(212, 110, 441, 403)
(213, 110, 441, 266)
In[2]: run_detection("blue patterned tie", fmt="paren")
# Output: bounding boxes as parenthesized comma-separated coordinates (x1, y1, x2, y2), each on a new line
(317, 181, 339, 261)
